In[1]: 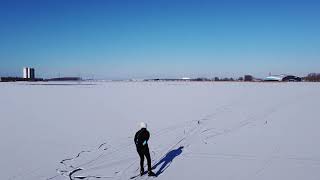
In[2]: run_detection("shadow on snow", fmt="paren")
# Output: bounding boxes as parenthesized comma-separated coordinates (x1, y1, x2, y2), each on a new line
(152, 146, 184, 177)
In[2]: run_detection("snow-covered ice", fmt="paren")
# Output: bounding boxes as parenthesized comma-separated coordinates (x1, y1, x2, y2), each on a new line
(1, 82, 320, 180)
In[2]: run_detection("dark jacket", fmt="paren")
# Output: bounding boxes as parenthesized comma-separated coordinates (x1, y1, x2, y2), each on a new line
(134, 128, 150, 150)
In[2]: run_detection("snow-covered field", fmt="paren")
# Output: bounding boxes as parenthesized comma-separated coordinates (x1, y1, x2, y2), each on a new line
(1, 82, 320, 180)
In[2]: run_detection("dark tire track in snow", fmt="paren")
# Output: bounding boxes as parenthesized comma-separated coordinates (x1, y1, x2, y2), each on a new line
(61, 150, 91, 165)
(69, 168, 83, 180)
(47, 142, 112, 180)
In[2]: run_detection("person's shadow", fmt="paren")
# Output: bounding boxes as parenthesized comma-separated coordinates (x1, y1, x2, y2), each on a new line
(152, 146, 184, 177)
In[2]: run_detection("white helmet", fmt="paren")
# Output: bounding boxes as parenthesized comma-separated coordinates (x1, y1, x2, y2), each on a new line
(140, 122, 147, 129)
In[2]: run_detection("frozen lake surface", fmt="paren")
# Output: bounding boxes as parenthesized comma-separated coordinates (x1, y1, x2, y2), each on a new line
(1, 82, 320, 180)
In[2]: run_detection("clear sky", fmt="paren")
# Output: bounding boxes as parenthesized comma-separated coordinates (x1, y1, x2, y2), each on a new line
(0, 0, 319, 79)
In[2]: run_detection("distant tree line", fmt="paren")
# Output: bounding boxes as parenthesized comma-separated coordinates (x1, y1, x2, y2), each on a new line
(214, 77, 235, 81)
(214, 75, 252, 81)
(304, 73, 320, 82)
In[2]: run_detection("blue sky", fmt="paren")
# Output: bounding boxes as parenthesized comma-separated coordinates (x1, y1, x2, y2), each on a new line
(0, 0, 319, 79)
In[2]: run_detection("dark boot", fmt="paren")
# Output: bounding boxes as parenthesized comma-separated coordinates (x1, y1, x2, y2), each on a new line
(140, 168, 144, 176)
(148, 171, 156, 177)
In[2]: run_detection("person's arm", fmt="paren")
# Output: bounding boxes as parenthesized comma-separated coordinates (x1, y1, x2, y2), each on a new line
(134, 132, 138, 145)
(146, 131, 150, 141)
(142, 131, 150, 146)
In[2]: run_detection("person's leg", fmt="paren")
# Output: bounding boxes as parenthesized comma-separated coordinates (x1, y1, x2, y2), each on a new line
(137, 150, 144, 174)
(145, 149, 152, 172)
(145, 150, 155, 176)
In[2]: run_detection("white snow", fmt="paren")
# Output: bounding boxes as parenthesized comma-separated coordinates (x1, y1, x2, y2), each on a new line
(1, 82, 320, 180)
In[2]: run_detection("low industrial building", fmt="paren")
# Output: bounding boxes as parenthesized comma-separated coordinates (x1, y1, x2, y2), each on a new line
(264, 75, 301, 82)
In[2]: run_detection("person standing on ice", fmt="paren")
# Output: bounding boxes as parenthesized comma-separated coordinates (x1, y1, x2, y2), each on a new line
(134, 122, 156, 176)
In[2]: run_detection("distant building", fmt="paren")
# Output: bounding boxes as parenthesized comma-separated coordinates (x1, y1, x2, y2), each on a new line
(23, 67, 28, 78)
(282, 75, 302, 82)
(0, 67, 42, 82)
(264, 75, 301, 82)
(23, 67, 35, 79)
(29, 68, 35, 79)
(264, 75, 283, 81)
